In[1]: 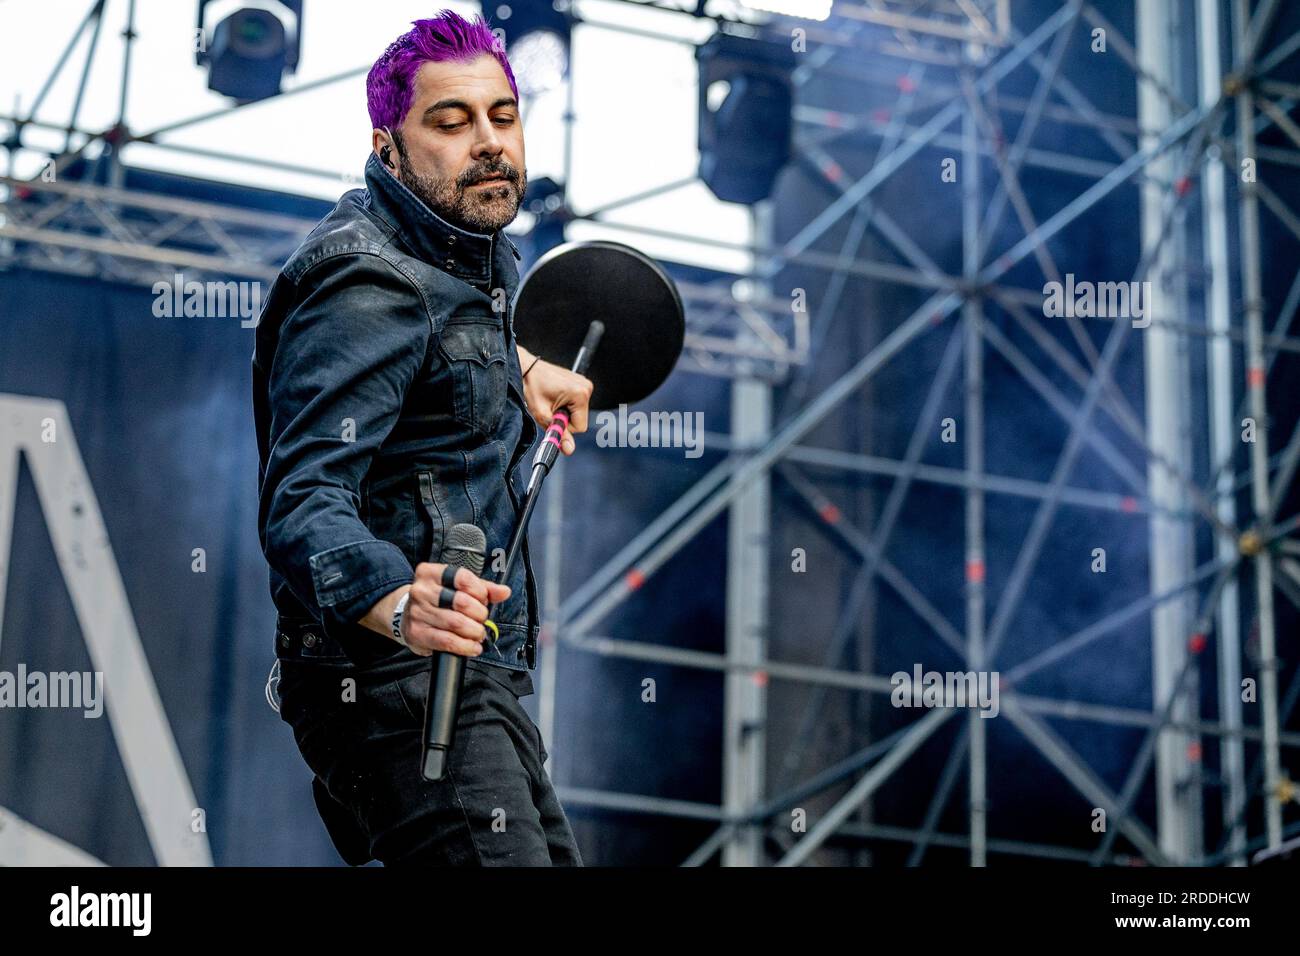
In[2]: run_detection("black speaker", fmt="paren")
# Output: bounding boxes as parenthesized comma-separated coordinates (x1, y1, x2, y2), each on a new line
(696, 31, 796, 204)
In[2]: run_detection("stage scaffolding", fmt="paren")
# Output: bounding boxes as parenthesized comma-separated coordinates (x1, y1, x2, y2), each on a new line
(2, 0, 1299, 866)
(549, 0, 1300, 868)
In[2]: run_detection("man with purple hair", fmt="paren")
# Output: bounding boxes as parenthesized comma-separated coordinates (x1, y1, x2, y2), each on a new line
(254, 9, 587, 865)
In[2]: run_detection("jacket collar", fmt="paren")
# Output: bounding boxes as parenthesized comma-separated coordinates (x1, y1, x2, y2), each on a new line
(363, 151, 520, 287)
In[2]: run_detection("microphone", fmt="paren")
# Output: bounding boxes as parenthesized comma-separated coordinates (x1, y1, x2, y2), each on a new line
(420, 522, 488, 781)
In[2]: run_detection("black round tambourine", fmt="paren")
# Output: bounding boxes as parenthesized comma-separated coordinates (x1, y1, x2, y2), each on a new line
(512, 240, 685, 411)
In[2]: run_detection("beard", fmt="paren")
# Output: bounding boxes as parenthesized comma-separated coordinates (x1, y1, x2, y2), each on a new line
(397, 154, 527, 234)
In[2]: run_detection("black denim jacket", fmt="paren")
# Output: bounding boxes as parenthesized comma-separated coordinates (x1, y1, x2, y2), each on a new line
(253, 152, 541, 672)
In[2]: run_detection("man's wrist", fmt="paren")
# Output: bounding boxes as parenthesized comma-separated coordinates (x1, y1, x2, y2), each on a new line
(359, 584, 410, 641)
(518, 344, 542, 378)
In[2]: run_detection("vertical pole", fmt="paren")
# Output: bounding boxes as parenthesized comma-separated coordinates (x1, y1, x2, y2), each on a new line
(108, 0, 136, 189)
(1233, 0, 1284, 850)
(539, 464, 563, 777)
(1, 95, 14, 262)
(722, 203, 772, 866)
(961, 67, 987, 868)
(1137, 0, 1201, 862)
(116, 0, 135, 130)
(1196, 0, 1247, 866)
(540, 10, 577, 788)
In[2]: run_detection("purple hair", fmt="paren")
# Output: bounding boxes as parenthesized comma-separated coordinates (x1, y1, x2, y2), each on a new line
(366, 10, 519, 133)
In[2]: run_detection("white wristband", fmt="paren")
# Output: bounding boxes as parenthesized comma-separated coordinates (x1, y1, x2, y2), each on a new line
(391, 591, 411, 646)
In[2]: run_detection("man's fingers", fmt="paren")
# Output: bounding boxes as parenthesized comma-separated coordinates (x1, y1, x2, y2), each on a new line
(410, 578, 476, 615)
(450, 569, 510, 606)
(405, 623, 484, 658)
(410, 604, 488, 642)
(446, 566, 488, 603)
(445, 588, 488, 622)
(416, 563, 509, 605)
(569, 376, 594, 430)
(417, 562, 475, 597)
(568, 399, 589, 434)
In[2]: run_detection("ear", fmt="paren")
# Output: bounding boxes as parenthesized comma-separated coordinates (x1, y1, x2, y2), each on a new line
(371, 128, 399, 173)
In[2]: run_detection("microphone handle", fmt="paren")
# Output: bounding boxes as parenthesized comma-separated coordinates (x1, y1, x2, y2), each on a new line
(421, 647, 463, 781)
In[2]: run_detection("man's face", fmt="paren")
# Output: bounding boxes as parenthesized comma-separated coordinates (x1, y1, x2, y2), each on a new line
(383, 54, 527, 233)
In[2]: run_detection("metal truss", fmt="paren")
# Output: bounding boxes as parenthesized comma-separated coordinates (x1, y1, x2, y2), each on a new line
(541, 0, 1300, 867)
(839, 0, 1011, 51)
(4, 0, 1300, 866)
(0, 173, 312, 283)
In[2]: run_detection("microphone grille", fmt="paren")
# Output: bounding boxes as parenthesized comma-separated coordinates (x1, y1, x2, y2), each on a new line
(443, 523, 487, 577)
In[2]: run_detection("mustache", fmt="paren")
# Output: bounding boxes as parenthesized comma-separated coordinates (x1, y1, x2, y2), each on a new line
(460, 164, 519, 188)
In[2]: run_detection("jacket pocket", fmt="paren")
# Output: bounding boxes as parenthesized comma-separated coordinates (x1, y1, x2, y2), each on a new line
(417, 471, 447, 567)
(363, 472, 420, 569)
(437, 316, 509, 438)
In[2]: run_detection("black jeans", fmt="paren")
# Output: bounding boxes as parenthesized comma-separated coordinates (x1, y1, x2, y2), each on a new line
(275, 636, 582, 866)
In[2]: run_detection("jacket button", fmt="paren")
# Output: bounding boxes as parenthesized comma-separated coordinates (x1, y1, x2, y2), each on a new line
(447, 235, 456, 245)
(278, 632, 291, 649)
(446, 259, 457, 269)
(302, 631, 318, 648)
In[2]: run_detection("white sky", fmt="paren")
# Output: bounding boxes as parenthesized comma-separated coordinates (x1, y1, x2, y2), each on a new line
(1, 0, 757, 273)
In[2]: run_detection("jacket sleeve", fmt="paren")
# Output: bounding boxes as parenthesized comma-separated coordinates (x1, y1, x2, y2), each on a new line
(258, 252, 432, 637)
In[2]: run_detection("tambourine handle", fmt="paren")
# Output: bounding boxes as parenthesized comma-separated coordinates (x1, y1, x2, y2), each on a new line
(571, 320, 604, 377)
(531, 319, 605, 475)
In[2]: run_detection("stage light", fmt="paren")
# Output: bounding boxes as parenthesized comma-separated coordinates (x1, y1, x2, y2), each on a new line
(196, 0, 302, 103)
(695, 30, 795, 204)
(740, 0, 833, 22)
(510, 29, 568, 95)
(490, 1, 570, 96)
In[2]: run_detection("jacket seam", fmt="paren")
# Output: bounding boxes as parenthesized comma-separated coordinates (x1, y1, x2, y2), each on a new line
(289, 248, 442, 355)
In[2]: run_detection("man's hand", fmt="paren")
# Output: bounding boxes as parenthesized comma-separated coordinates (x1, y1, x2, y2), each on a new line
(363, 565, 512, 657)
(405, 563, 512, 656)
(518, 344, 594, 455)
